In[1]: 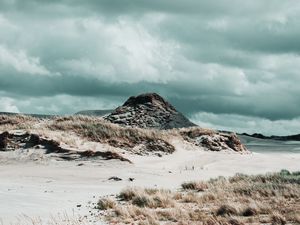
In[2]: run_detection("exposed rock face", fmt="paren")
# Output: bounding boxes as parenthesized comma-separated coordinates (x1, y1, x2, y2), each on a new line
(181, 129, 248, 152)
(105, 93, 196, 130)
(196, 133, 247, 152)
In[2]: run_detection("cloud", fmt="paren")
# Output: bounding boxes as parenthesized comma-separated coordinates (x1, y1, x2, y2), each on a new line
(0, 0, 300, 134)
(0, 97, 19, 113)
(191, 112, 300, 136)
(0, 45, 50, 75)
(13, 95, 120, 115)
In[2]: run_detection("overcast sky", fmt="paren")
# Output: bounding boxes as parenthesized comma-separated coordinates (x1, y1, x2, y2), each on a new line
(0, 0, 300, 135)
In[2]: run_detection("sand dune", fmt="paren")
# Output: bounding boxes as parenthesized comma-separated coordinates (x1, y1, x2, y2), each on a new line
(1, 138, 299, 224)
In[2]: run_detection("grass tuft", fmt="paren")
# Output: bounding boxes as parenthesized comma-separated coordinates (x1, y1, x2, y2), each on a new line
(97, 198, 116, 210)
(97, 170, 300, 224)
(181, 181, 208, 192)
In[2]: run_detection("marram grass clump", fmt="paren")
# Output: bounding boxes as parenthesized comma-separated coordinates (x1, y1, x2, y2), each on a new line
(97, 170, 300, 224)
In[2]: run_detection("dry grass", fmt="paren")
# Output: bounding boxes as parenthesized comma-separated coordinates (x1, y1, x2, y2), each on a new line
(117, 188, 175, 209)
(181, 181, 208, 192)
(97, 198, 116, 210)
(179, 126, 215, 139)
(47, 116, 175, 154)
(0, 114, 40, 131)
(0, 115, 176, 156)
(97, 170, 300, 224)
(1, 114, 247, 155)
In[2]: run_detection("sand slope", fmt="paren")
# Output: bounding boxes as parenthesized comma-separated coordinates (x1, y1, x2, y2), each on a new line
(1, 137, 299, 224)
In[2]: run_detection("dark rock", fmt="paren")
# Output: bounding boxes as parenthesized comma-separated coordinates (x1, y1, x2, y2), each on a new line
(42, 139, 61, 153)
(128, 177, 135, 182)
(25, 134, 40, 148)
(108, 176, 122, 181)
(242, 207, 258, 217)
(0, 131, 9, 150)
(105, 93, 196, 130)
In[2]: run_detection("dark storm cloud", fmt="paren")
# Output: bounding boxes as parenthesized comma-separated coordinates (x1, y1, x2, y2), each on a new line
(0, 0, 263, 16)
(0, 0, 300, 134)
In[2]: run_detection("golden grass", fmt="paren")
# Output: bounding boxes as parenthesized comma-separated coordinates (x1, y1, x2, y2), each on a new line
(0, 114, 40, 131)
(47, 116, 176, 154)
(0, 114, 246, 155)
(97, 170, 300, 224)
(97, 198, 116, 210)
(181, 181, 208, 192)
(178, 126, 215, 139)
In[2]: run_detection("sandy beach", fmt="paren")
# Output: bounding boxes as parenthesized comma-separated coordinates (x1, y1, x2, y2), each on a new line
(1, 136, 299, 224)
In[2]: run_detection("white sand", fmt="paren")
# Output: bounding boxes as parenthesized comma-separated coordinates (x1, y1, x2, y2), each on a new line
(0, 138, 299, 224)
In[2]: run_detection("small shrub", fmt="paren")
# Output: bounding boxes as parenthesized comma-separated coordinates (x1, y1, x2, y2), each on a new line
(132, 195, 151, 207)
(200, 193, 216, 202)
(156, 210, 175, 221)
(216, 204, 239, 216)
(229, 173, 249, 183)
(181, 181, 208, 191)
(271, 212, 286, 225)
(97, 198, 116, 210)
(242, 206, 258, 217)
(280, 169, 291, 176)
(228, 218, 245, 225)
(118, 188, 137, 201)
(144, 188, 159, 195)
(181, 192, 199, 203)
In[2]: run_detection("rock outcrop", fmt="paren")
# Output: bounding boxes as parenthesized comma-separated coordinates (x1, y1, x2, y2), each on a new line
(196, 133, 248, 152)
(181, 128, 248, 153)
(105, 93, 196, 130)
(0, 131, 9, 150)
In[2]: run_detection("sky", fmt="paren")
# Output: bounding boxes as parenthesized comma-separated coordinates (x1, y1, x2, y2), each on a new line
(0, 0, 300, 135)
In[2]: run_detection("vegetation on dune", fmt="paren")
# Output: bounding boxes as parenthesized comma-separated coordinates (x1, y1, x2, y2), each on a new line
(179, 126, 215, 139)
(48, 116, 176, 155)
(0, 115, 247, 155)
(0, 114, 39, 130)
(97, 170, 300, 224)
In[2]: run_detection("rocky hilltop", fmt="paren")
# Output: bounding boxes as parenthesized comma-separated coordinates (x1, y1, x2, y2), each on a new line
(105, 93, 196, 129)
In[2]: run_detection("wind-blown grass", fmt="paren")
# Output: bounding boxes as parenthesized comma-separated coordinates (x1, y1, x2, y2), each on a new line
(97, 170, 300, 224)
(48, 116, 175, 154)
(0, 114, 247, 155)
(0, 114, 40, 131)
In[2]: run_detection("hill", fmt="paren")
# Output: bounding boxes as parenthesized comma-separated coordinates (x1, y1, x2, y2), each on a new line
(241, 133, 300, 141)
(105, 93, 196, 129)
